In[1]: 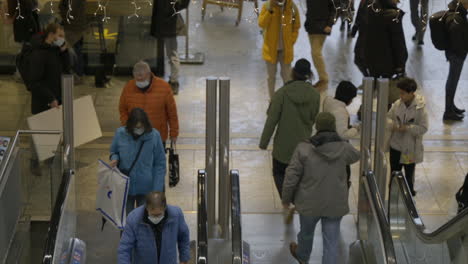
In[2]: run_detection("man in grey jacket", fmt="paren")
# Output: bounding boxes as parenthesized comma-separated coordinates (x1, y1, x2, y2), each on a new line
(282, 112, 360, 264)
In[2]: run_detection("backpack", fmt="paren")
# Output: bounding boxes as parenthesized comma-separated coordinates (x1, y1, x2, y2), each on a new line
(455, 173, 468, 214)
(15, 42, 35, 91)
(429, 10, 452, 51)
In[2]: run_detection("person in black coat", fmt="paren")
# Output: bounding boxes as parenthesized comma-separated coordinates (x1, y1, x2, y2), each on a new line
(150, 0, 190, 95)
(29, 23, 71, 115)
(305, 0, 336, 91)
(443, 0, 468, 121)
(352, 0, 408, 78)
(7, 0, 40, 43)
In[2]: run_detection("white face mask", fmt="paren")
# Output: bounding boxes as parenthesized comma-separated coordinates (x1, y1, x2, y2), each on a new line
(54, 37, 65, 47)
(136, 80, 150, 89)
(148, 213, 164, 225)
(133, 127, 145, 136)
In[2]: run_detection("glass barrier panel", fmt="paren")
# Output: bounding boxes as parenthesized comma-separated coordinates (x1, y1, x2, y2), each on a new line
(390, 185, 451, 264)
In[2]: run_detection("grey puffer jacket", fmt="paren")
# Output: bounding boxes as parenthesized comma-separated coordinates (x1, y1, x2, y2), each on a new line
(282, 132, 360, 217)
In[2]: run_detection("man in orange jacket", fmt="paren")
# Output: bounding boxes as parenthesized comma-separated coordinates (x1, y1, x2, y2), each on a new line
(119, 61, 179, 144)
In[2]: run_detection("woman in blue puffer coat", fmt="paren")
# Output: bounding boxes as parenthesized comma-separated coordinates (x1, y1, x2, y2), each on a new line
(110, 107, 166, 214)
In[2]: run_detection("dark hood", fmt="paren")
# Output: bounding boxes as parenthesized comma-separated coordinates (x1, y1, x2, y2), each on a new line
(309, 131, 347, 161)
(284, 80, 315, 104)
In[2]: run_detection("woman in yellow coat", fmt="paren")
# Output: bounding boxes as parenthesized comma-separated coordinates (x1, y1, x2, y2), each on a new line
(259, 0, 301, 99)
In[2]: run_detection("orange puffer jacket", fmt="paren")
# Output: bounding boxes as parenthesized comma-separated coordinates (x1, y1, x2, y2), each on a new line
(119, 76, 179, 141)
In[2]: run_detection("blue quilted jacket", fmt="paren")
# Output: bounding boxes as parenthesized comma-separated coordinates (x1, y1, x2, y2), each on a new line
(118, 205, 191, 264)
(110, 127, 166, 195)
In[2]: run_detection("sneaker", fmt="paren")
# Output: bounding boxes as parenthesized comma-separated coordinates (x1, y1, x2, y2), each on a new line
(169, 81, 179, 95)
(289, 242, 306, 264)
(443, 111, 464, 121)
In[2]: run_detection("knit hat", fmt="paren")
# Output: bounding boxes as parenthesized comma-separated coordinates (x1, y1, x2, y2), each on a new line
(315, 112, 336, 132)
(293, 58, 313, 79)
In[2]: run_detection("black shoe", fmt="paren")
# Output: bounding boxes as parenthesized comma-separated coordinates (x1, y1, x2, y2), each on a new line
(169, 81, 179, 95)
(454, 106, 466, 115)
(417, 40, 424, 45)
(443, 111, 464, 121)
(412, 34, 417, 41)
(411, 190, 417, 197)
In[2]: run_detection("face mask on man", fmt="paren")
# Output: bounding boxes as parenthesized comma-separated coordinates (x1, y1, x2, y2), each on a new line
(148, 213, 165, 225)
(54, 37, 65, 47)
(133, 127, 145, 136)
(136, 80, 150, 89)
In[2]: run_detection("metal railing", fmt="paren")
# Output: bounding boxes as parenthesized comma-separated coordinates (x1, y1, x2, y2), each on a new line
(197, 170, 208, 264)
(389, 172, 468, 243)
(0, 130, 62, 182)
(361, 170, 398, 264)
(230, 170, 242, 264)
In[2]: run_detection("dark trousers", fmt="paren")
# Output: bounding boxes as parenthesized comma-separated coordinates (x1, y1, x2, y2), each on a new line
(445, 52, 466, 112)
(409, 0, 428, 41)
(390, 148, 416, 194)
(272, 158, 288, 199)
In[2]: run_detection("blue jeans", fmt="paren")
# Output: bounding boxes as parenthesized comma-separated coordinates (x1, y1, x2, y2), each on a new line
(126, 194, 146, 216)
(296, 215, 342, 264)
(445, 51, 466, 112)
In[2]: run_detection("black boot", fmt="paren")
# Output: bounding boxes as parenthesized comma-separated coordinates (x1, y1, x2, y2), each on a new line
(454, 106, 466, 115)
(443, 111, 464, 121)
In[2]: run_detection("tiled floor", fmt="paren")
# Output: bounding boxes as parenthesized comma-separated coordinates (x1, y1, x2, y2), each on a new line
(0, 0, 467, 263)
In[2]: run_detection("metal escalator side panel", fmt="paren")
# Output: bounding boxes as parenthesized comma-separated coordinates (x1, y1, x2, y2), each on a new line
(358, 171, 398, 264)
(197, 170, 208, 264)
(230, 169, 243, 264)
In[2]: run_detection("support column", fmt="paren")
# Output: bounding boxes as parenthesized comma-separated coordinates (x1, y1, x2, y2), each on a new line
(206, 77, 218, 238)
(218, 77, 230, 239)
(374, 78, 389, 202)
(61, 75, 75, 171)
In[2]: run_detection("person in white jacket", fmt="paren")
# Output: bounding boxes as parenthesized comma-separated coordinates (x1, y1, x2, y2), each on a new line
(387, 77, 428, 196)
(323, 81, 359, 140)
(323, 81, 358, 188)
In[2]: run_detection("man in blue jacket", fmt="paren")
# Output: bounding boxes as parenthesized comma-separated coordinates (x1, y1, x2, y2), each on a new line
(118, 192, 190, 264)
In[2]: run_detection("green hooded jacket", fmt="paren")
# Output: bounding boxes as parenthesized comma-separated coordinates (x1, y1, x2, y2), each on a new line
(259, 80, 320, 164)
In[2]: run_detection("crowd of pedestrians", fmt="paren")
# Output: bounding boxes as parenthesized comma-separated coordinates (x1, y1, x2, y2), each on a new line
(4, 0, 467, 263)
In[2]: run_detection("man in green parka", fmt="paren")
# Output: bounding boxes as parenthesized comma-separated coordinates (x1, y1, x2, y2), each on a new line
(259, 58, 320, 207)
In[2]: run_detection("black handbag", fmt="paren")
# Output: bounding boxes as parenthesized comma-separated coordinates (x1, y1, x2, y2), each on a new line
(167, 141, 180, 187)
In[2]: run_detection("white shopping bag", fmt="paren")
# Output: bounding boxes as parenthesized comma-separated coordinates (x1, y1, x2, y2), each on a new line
(96, 159, 129, 230)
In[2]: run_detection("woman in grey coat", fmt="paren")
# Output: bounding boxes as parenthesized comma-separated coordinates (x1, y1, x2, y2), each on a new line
(283, 112, 360, 264)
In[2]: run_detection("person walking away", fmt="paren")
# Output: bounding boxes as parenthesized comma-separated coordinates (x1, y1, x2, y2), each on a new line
(283, 112, 360, 264)
(110, 108, 166, 213)
(322, 81, 359, 187)
(387, 78, 428, 196)
(119, 61, 179, 146)
(150, 0, 190, 95)
(409, 0, 428, 45)
(259, 0, 301, 99)
(259, 58, 320, 222)
(353, 0, 408, 79)
(118, 192, 190, 264)
(442, 0, 468, 121)
(305, 0, 336, 91)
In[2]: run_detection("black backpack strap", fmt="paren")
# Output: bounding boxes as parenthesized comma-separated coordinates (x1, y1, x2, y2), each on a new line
(127, 141, 145, 175)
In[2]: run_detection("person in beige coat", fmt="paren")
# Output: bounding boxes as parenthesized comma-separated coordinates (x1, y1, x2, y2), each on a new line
(387, 77, 428, 196)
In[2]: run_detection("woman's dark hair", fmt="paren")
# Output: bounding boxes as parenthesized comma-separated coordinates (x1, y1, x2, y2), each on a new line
(397, 77, 417, 93)
(44, 23, 63, 38)
(335, 81, 357, 105)
(125, 108, 153, 136)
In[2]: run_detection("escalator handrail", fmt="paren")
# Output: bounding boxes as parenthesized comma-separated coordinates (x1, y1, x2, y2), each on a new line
(389, 171, 468, 243)
(230, 170, 242, 264)
(362, 170, 397, 264)
(42, 169, 74, 264)
(197, 170, 208, 264)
